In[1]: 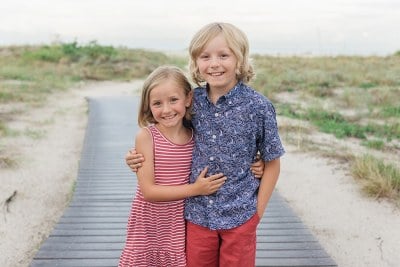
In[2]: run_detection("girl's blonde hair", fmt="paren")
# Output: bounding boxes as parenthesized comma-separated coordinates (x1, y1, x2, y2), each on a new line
(189, 22, 255, 86)
(138, 65, 192, 127)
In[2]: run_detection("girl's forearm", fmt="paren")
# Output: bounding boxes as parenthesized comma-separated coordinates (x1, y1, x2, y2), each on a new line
(141, 183, 198, 202)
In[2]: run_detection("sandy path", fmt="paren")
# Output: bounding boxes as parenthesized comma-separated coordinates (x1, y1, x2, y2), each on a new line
(0, 81, 140, 267)
(278, 146, 400, 267)
(0, 80, 399, 267)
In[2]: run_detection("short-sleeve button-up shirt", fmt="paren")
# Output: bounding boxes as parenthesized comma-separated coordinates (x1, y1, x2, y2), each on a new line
(184, 81, 285, 230)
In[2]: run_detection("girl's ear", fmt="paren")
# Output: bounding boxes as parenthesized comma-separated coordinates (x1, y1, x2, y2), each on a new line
(186, 91, 193, 107)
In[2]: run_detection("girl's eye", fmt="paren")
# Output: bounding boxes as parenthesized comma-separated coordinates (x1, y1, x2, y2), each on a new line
(171, 98, 178, 103)
(199, 55, 209, 59)
(152, 102, 161, 107)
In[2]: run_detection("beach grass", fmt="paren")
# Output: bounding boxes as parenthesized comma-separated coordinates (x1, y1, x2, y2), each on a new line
(1, 42, 399, 203)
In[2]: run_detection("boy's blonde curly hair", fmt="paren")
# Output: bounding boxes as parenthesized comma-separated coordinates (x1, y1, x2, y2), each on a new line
(188, 22, 255, 86)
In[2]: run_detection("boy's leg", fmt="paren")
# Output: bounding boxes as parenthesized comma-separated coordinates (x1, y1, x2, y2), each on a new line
(186, 221, 219, 267)
(219, 214, 260, 267)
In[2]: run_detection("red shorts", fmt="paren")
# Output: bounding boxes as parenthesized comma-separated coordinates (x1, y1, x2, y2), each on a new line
(186, 213, 260, 267)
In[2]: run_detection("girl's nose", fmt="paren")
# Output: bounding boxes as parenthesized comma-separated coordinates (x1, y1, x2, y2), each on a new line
(162, 103, 171, 113)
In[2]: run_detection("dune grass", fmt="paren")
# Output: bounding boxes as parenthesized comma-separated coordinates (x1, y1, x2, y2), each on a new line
(1, 42, 399, 203)
(0, 41, 184, 105)
(352, 155, 400, 204)
(251, 54, 400, 203)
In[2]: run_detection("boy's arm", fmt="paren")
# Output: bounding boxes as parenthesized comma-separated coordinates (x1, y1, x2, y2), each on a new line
(127, 148, 265, 177)
(257, 158, 281, 218)
(125, 148, 144, 172)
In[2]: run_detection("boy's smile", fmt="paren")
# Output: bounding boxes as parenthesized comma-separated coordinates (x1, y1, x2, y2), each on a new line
(196, 34, 238, 97)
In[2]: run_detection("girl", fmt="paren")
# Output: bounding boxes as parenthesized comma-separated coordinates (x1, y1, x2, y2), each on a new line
(118, 66, 226, 267)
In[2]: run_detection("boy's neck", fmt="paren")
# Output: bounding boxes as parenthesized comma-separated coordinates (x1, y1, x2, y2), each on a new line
(207, 81, 239, 104)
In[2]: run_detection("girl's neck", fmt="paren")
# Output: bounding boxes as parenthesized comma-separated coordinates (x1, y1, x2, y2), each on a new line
(154, 123, 191, 145)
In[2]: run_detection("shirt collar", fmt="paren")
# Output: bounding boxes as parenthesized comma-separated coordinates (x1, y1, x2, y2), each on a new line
(203, 81, 244, 106)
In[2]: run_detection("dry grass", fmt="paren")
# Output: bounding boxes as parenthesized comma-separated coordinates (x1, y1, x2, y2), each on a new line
(1, 43, 399, 204)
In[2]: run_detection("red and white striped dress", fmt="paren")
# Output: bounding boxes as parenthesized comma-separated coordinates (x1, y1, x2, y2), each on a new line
(119, 125, 194, 267)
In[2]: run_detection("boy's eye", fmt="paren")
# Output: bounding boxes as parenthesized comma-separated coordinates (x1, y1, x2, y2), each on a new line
(171, 98, 179, 103)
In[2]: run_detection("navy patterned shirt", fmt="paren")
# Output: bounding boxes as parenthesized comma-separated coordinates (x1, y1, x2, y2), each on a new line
(184, 81, 285, 230)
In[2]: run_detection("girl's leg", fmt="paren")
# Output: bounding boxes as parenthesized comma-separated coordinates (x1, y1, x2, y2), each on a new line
(186, 221, 219, 267)
(219, 214, 260, 267)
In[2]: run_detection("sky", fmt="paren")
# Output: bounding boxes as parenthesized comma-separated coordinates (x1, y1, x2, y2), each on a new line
(1, 0, 399, 56)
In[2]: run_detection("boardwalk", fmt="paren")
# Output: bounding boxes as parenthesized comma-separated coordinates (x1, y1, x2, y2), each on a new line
(30, 97, 337, 267)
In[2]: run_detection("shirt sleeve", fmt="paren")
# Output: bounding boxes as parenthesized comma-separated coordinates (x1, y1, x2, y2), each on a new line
(257, 99, 285, 162)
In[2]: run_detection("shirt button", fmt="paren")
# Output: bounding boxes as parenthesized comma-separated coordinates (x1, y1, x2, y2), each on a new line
(214, 113, 219, 117)
(209, 156, 214, 161)
(209, 200, 214, 204)
(212, 135, 216, 139)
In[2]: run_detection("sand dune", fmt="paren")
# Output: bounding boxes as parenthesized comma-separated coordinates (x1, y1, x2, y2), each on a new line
(0, 81, 399, 267)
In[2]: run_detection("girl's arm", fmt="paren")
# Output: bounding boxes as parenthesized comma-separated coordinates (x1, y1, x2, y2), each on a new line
(256, 158, 281, 218)
(136, 128, 226, 202)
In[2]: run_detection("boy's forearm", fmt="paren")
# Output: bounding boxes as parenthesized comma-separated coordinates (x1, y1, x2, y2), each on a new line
(257, 158, 281, 217)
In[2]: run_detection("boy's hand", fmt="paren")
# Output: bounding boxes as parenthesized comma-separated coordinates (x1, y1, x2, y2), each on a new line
(125, 148, 144, 172)
(251, 158, 265, 178)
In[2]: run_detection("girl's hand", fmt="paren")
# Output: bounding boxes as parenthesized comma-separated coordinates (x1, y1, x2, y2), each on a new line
(125, 148, 145, 172)
(193, 167, 227, 195)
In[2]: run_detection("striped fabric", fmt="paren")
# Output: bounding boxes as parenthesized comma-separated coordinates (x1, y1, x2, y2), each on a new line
(119, 125, 194, 267)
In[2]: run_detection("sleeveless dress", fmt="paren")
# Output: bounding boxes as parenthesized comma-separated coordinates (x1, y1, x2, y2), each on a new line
(118, 125, 194, 267)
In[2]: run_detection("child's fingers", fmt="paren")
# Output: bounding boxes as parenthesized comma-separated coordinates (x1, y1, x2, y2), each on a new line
(210, 176, 227, 186)
(198, 167, 209, 178)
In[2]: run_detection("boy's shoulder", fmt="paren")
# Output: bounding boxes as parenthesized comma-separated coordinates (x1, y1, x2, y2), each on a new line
(193, 86, 206, 95)
(240, 83, 272, 105)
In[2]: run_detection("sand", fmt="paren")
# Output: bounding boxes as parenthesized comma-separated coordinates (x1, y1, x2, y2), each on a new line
(0, 81, 399, 267)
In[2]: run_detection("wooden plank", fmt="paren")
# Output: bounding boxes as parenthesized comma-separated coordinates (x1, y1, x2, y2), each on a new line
(30, 97, 336, 267)
(36, 242, 124, 251)
(58, 217, 128, 224)
(256, 242, 326, 250)
(34, 250, 121, 259)
(40, 235, 124, 243)
(255, 258, 337, 267)
(30, 259, 118, 267)
(54, 222, 126, 230)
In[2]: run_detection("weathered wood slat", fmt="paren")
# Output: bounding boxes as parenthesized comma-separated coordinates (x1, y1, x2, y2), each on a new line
(30, 97, 336, 267)
(31, 259, 118, 267)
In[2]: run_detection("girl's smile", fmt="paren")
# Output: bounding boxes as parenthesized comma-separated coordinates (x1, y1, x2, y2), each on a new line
(149, 80, 191, 129)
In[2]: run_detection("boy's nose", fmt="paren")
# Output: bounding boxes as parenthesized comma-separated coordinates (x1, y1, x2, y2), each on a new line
(210, 57, 221, 67)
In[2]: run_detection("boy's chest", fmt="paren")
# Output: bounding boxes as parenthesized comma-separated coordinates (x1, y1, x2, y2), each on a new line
(193, 102, 259, 145)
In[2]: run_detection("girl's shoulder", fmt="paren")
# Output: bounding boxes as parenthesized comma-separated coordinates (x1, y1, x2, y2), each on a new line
(135, 127, 153, 144)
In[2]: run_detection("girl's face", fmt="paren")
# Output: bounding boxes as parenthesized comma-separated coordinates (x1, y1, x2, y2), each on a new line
(196, 34, 238, 93)
(149, 79, 191, 129)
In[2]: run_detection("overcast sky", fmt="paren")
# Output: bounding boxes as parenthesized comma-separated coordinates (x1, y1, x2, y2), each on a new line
(1, 0, 399, 55)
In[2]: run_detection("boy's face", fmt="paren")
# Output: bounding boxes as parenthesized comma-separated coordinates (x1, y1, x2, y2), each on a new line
(196, 34, 238, 93)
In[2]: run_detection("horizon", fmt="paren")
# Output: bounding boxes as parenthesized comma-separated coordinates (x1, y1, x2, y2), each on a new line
(1, 0, 400, 56)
